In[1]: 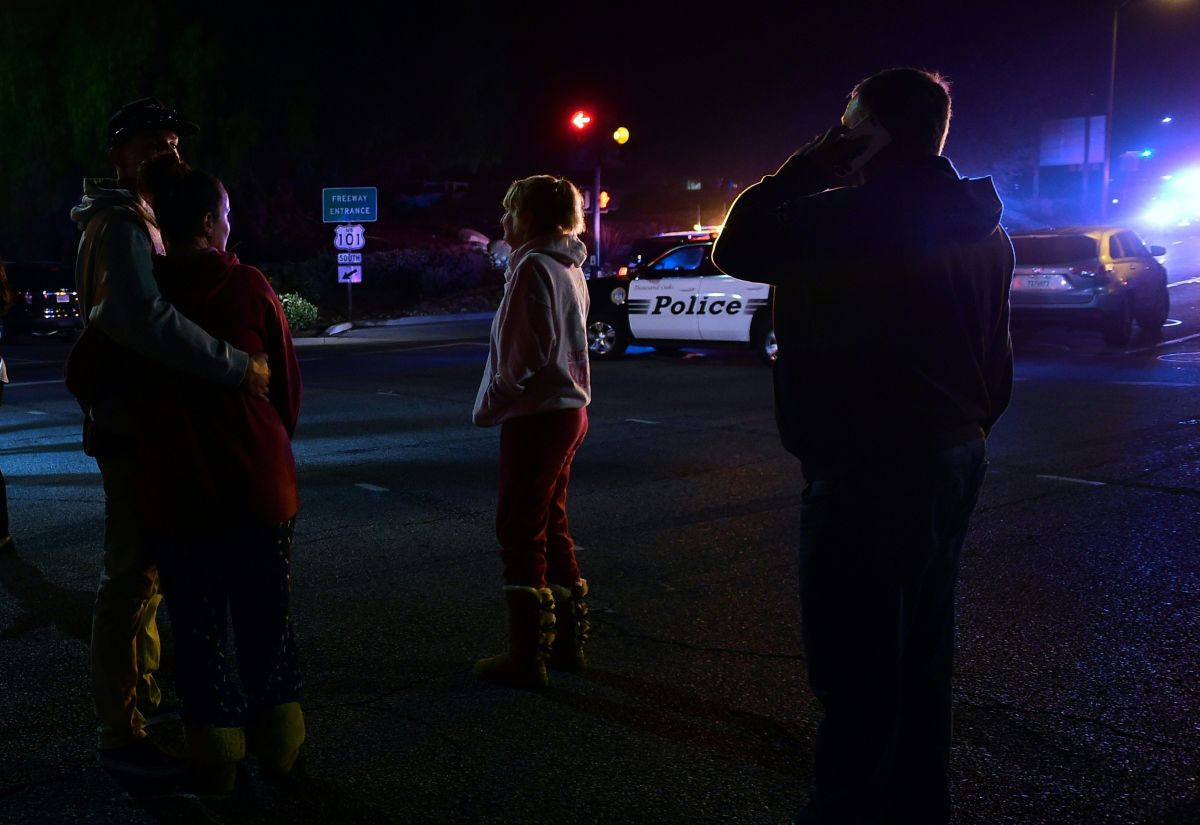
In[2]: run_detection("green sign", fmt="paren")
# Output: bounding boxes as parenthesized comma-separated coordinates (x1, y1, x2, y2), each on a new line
(322, 187, 378, 223)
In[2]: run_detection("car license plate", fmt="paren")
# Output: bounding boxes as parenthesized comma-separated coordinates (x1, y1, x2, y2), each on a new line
(56, 292, 71, 303)
(1014, 274, 1066, 290)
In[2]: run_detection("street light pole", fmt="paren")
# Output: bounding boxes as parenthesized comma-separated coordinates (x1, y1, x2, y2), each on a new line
(1101, 1, 1125, 219)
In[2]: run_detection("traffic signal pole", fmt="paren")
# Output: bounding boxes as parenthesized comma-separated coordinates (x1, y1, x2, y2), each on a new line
(593, 162, 603, 274)
(568, 109, 628, 276)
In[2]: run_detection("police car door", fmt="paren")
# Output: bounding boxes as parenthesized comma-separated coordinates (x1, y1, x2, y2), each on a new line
(627, 244, 705, 341)
(697, 258, 770, 342)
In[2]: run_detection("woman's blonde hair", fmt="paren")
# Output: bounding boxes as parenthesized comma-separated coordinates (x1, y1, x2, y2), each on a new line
(502, 175, 585, 236)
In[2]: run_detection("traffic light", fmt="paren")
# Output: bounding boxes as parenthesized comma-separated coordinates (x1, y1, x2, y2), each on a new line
(570, 110, 592, 131)
(580, 189, 615, 213)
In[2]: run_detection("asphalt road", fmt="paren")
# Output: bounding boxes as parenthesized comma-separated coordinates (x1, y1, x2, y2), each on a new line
(2, 276, 1200, 824)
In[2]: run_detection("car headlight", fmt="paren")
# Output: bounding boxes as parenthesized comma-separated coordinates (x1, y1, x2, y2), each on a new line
(610, 287, 627, 306)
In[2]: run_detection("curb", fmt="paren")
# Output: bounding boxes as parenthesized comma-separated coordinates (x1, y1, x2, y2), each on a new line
(348, 311, 496, 326)
(322, 312, 494, 335)
(292, 312, 495, 348)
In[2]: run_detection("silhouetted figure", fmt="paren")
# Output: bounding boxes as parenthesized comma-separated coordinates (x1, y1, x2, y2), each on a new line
(69, 97, 271, 778)
(713, 68, 1014, 825)
(473, 175, 593, 689)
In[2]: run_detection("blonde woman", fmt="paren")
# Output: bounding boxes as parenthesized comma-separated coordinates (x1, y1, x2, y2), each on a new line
(473, 175, 592, 688)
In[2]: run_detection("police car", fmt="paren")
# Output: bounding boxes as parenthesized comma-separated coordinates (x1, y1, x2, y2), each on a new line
(586, 240, 777, 364)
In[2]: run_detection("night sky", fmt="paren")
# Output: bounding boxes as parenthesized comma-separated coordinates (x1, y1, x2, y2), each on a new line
(2, 0, 1198, 259)
(497, 0, 1200, 182)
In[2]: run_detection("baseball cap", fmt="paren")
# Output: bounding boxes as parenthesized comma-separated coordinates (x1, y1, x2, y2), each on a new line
(107, 97, 199, 148)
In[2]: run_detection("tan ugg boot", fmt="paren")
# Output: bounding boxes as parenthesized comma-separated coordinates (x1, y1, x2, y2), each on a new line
(547, 579, 590, 671)
(247, 702, 306, 779)
(474, 586, 556, 689)
(184, 725, 246, 794)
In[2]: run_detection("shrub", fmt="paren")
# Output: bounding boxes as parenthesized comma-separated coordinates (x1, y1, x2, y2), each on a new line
(261, 255, 331, 306)
(262, 241, 493, 320)
(279, 292, 319, 331)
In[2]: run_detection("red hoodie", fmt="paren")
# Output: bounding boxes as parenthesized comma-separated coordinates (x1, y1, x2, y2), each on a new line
(137, 250, 301, 534)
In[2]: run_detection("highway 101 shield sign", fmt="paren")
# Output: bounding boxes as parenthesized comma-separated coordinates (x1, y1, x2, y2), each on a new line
(333, 224, 367, 251)
(322, 187, 378, 223)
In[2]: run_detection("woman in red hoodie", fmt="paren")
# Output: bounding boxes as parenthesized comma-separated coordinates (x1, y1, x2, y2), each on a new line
(137, 154, 303, 791)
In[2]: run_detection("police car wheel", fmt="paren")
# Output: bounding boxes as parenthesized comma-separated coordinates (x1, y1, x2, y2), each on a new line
(588, 318, 628, 358)
(751, 312, 778, 365)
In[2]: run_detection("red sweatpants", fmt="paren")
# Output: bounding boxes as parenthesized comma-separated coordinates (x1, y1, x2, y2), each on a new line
(496, 407, 588, 588)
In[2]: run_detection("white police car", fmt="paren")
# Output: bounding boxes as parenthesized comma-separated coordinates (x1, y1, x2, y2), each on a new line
(586, 240, 777, 364)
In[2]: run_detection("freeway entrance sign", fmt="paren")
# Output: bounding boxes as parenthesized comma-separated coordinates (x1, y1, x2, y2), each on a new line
(322, 187, 378, 223)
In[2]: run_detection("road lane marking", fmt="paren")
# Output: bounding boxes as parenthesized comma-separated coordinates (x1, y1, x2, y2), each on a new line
(1016, 374, 1199, 387)
(626, 418, 660, 425)
(1168, 277, 1200, 288)
(5, 379, 67, 388)
(377, 342, 490, 353)
(1, 357, 64, 366)
(355, 483, 389, 492)
(1125, 331, 1200, 355)
(1109, 379, 1200, 386)
(1037, 474, 1107, 487)
(25, 410, 48, 416)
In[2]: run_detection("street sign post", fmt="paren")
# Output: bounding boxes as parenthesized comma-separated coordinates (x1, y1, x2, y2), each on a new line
(324, 185, 378, 325)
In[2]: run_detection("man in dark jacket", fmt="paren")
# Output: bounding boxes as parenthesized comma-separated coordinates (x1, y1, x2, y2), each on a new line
(713, 68, 1013, 825)
(70, 98, 270, 777)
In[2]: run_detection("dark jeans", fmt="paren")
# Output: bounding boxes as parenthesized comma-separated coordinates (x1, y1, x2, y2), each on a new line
(798, 439, 988, 825)
(155, 520, 302, 728)
(496, 407, 588, 588)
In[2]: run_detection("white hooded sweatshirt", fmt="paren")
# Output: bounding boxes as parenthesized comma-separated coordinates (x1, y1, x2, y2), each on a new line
(472, 233, 591, 426)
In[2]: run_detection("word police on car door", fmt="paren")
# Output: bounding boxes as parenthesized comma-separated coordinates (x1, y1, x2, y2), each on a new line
(626, 244, 768, 343)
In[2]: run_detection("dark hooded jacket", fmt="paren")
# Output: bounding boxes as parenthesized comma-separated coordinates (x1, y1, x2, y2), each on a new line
(712, 154, 1014, 473)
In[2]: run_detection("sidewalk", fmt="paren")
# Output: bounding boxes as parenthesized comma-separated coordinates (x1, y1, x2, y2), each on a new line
(291, 312, 494, 348)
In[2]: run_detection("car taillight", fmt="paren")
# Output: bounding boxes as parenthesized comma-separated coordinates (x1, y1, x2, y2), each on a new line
(618, 266, 629, 277)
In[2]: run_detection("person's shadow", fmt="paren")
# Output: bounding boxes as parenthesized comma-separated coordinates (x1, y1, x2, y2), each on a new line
(0, 551, 93, 644)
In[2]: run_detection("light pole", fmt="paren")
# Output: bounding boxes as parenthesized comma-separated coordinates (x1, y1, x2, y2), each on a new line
(1101, 1, 1132, 219)
(1102, 0, 1189, 218)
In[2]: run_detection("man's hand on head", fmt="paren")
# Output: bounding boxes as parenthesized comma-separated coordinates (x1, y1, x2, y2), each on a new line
(795, 126, 871, 187)
(242, 352, 271, 401)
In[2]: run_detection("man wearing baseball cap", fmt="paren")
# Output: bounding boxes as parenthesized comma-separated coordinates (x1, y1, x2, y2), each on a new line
(70, 96, 271, 778)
